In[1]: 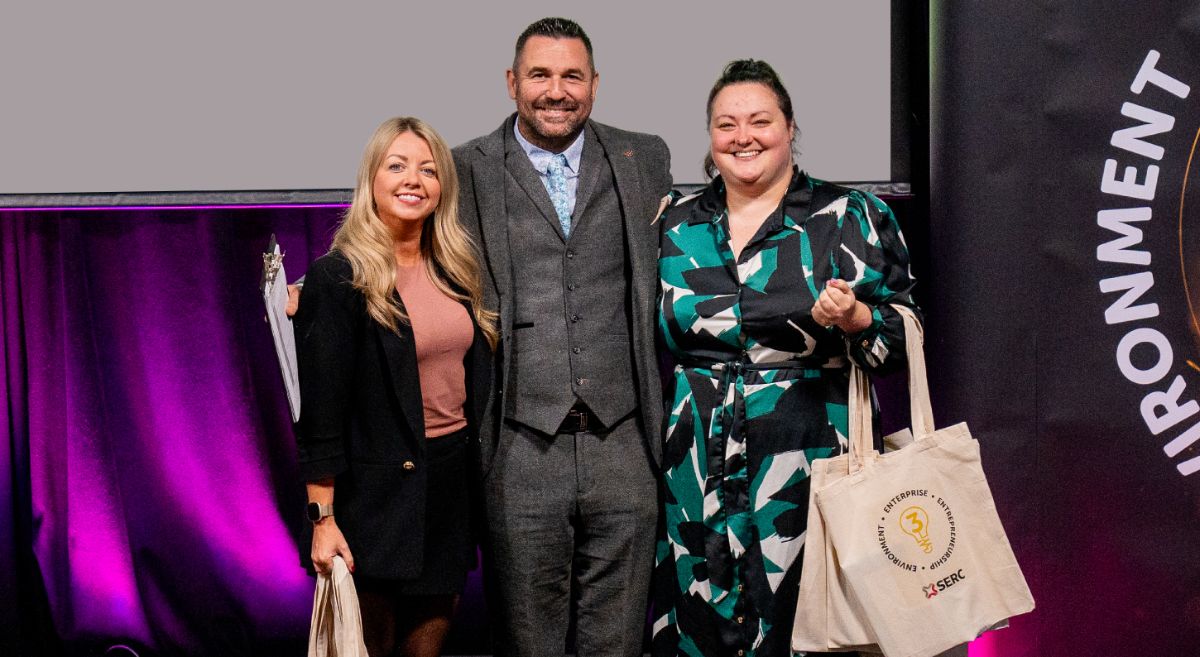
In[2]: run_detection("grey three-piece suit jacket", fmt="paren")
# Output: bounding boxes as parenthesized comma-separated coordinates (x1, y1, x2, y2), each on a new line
(453, 115, 673, 472)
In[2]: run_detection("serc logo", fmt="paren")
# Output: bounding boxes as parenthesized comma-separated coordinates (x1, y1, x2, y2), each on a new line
(923, 569, 966, 600)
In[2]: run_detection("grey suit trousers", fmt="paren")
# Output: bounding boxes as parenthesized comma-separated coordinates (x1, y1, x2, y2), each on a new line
(483, 413, 658, 657)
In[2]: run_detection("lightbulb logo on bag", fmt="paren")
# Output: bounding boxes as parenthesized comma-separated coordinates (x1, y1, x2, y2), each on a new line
(899, 506, 933, 553)
(876, 489, 958, 574)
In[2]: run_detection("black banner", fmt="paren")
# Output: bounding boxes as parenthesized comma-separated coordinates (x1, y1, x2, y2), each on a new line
(932, 2, 1200, 655)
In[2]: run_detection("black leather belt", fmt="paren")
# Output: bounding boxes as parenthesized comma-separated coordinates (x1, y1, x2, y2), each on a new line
(557, 403, 599, 434)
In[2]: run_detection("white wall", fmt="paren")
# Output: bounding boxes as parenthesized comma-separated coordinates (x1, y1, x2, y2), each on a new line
(0, 0, 891, 196)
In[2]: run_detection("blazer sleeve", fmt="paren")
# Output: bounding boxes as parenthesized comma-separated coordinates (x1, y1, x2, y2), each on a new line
(651, 133, 672, 193)
(453, 145, 482, 243)
(293, 253, 359, 481)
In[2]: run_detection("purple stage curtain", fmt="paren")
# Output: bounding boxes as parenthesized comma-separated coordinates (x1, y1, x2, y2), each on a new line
(1, 199, 918, 657)
(1, 207, 344, 656)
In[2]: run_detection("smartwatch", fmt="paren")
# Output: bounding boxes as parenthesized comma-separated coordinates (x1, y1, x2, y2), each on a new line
(306, 502, 334, 523)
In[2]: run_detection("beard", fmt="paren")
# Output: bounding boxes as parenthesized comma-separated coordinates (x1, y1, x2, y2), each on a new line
(518, 96, 590, 147)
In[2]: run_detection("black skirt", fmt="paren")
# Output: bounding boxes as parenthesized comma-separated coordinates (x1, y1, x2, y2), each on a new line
(358, 428, 474, 596)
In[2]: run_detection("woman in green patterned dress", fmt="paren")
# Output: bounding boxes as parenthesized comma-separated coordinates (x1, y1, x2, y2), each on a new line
(651, 60, 920, 657)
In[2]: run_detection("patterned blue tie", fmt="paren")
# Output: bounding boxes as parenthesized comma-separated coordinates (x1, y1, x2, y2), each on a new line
(546, 153, 572, 237)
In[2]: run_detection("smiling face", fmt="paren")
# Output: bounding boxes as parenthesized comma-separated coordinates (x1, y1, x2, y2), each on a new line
(507, 35, 598, 152)
(708, 82, 796, 190)
(371, 131, 441, 231)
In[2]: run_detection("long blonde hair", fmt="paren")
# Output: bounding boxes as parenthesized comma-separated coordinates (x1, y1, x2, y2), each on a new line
(331, 116, 498, 348)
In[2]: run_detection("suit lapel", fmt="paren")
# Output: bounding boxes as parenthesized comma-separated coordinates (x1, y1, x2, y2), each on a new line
(570, 126, 604, 229)
(504, 131, 567, 241)
(594, 123, 654, 296)
(471, 125, 514, 302)
(376, 316, 425, 444)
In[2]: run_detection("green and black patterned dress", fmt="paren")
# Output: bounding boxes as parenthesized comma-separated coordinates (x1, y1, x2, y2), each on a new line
(651, 169, 918, 657)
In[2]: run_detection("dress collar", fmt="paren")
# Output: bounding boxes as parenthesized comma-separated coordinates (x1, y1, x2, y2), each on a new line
(688, 166, 814, 226)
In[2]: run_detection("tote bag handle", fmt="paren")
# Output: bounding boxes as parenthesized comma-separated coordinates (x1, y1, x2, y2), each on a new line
(847, 304, 932, 471)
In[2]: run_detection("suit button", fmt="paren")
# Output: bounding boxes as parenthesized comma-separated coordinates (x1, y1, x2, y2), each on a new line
(567, 283, 577, 291)
(566, 250, 575, 259)
(572, 347, 581, 354)
(576, 378, 586, 386)
(571, 314, 580, 323)
(402, 461, 415, 471)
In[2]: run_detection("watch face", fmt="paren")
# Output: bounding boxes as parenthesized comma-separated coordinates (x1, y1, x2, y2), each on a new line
(307, 502, 321, 522)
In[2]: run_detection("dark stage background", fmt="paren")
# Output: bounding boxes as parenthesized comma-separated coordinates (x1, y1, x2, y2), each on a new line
(0, 196, 923, 657)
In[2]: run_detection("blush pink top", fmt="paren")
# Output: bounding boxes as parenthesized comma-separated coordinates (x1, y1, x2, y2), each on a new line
(395, 261, 473, 438)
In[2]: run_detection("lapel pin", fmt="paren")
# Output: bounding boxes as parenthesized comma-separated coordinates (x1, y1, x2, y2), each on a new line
(623, 149, 634, 158)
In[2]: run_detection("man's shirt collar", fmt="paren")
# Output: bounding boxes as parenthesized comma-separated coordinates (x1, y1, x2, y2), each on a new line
(513, 120, 585, 175)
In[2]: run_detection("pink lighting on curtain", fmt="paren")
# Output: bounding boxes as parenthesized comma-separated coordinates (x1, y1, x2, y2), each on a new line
(968, 632, 1000, 657)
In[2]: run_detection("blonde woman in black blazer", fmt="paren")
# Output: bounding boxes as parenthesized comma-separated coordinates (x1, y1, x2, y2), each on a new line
(294, 116, 496, 657)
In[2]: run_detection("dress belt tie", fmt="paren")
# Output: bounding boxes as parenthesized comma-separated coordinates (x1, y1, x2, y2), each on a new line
(674, 353, 823, 472)
(672, 353, 825, 596)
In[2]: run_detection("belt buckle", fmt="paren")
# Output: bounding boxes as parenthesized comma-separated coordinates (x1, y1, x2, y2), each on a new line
(570, 408, 588, 432)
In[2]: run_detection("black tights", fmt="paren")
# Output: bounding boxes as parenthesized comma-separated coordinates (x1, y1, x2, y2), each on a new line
(355, 588, 457, 657)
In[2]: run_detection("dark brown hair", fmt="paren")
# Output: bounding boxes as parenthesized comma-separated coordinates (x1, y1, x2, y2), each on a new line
(513, 17, 594, 72)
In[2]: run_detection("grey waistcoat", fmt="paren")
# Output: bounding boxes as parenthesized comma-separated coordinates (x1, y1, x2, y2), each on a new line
(503, 131, 637, 435)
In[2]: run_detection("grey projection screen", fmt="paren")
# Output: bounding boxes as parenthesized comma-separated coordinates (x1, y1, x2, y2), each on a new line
(0, 0, 904, 207)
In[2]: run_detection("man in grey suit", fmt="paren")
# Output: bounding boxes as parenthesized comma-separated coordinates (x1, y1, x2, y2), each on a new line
(453, 17, 671, 657)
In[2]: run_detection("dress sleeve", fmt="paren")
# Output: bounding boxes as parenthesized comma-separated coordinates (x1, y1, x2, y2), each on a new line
(835, 191, 920, 374)
(293, 254, 359, 481)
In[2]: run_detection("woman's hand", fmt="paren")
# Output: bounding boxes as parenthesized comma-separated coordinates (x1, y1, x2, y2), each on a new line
(286, 284, 301, 317)
(311, 517, 355, 575)
(812, 279, 873, 333)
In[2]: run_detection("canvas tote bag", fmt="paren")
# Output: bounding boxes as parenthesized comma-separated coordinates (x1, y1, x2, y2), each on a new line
(790, 307, 932, 654)
(308, 555, 370, 657)
(815, 306, 1034, 657)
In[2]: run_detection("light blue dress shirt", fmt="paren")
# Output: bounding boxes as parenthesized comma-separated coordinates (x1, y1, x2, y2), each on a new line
(513, 121, 585, 217)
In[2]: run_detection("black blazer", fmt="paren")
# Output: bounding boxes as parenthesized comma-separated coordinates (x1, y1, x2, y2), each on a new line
(293, 250, 491, 579)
